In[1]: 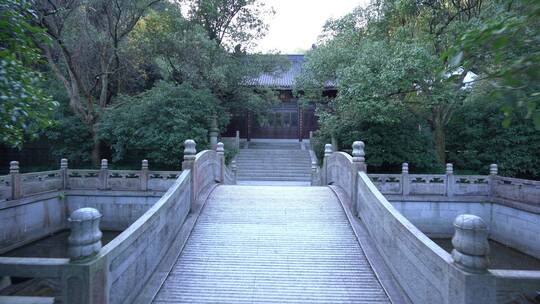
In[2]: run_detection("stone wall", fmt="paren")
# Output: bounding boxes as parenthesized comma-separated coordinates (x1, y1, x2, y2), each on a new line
(391, 201, 492, 237)
(0, 143, 229, 304)
(491, 204, 540, 259)
(322, 142, 540, 304)
(102, 170, 192, 304)
(0, 193, 65, 253)
(66, 192, 161, 231)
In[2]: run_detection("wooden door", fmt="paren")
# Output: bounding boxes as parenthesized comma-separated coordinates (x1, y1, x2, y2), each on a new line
(252, 102, 299, 139)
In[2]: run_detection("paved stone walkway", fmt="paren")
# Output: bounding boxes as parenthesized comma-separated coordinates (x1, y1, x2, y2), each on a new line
(153, 185, 390, 303)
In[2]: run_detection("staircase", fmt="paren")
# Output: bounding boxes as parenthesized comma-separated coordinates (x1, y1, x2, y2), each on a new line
(235, 141, 312, 184)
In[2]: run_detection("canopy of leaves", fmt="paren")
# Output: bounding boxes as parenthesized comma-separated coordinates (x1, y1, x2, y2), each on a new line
(98, 81, 221, 167)
(447, 83, 540, 179)
(130, 6, 288, 116)
(298, 0, 538, 176)
(0, 0, 57, 147)
(446, 0, 540, 129)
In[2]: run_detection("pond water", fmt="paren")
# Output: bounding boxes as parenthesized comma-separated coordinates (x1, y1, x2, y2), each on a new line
(3, 230, 121, 258)
(432, 238, 540, 270)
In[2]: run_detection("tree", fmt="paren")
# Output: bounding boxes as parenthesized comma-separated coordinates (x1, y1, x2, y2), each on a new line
(130, 6, 288, 125)
(298, 0, 487, 164)
(447, 82, 540, 178)
(0, 0, 57, 147)
(186, 0, 274, 50)
(33, 0, 160, 165)
(99, 81, 220, 167)
(446, 0, 540, 129)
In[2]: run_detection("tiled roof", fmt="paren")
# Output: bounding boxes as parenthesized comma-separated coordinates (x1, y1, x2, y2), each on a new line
(249, 54, 304, 89)
(249, 54, 334, 89)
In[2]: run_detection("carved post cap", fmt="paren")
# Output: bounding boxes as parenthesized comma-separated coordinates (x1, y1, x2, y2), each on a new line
(489, 164, 498, 175)
(217, 142, 225, 154)
(446, 163, 454, 174)
(142, 159, 149, 170)
(451, 214, 490, 273)
(68, 208, 103, 260)
(324, 144, 333, 157)
(184, 139, 197, 160)
(352, 141, 365, 160)
(402, 163, 409, 174)
(60, 158, 68, 169)
(9, 161, 19, 173)
(100, 159, 108, 169)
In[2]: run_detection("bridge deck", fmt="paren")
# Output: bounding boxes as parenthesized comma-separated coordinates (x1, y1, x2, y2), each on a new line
(153, 185, 390, 303)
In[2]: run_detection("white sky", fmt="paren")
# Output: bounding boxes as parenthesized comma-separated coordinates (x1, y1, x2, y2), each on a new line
(255, 0, 368, 54)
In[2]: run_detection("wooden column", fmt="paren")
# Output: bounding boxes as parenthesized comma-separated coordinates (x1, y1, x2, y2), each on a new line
(247, 111, 252, 142)
(298, 105, 304, 142)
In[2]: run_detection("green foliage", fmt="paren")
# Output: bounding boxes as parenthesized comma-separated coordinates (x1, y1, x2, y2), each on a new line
(98, 81, 222, 167)
(42, 75, 94, 166)
(131, 6, 288, 120)
(186, 0, 274, 49)
(0, 0, 57, 147)
(447, 0, 540, 129)
(447, 83, 540, 178)
(299, 0, 539, 177)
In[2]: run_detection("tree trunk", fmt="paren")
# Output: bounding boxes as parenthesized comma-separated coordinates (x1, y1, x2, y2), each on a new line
(90, 124, 101, 166)
(432, 110, 446, 165)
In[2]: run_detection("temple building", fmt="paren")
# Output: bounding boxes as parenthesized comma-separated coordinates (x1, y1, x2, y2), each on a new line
(223, 54, 336, 141)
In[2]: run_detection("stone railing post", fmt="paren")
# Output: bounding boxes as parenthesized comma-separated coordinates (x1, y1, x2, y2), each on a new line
(99, 159, 109, 190)
(451, 214, 490, 273)
(489, 164, 498, 200)
(235, 130, 240, 150)
(182, 140, 196, 171)
(489, 164, 498, 176)
(10, 161, 21, 200)
(331, 136, 338, 151)
(322, 143, 333, 185)
(451, 214, 495, 304)
(182, 140, 197, 211)
(209, 115, 219, 150)
(217, 142, 225, 183)
(446, 163, 454, 197)
(402, 162, 410, 196)
(63, 207, 107, 304)
(68, 208, 103, 260)
(61, 158, 69, 190)
(352, 141, 366, 216)
(310, 160, 318, 186)
(140, 160, 149, 191)
(231, 160, 237, 184)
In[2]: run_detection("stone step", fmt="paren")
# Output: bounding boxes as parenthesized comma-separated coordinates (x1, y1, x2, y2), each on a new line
(239, 149, 308, 153)
(246, 144, 301, 150)
(237, 168, 310, 173)
(237, 173, 311, 178)
(236, 166, 310, 170)
(237, 172, 311, 176)
(236, 176, 311, 181)
(236, 161, 311, 166)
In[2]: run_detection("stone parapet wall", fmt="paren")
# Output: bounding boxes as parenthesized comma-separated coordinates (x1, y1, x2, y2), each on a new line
(101, 170, 191, 304)
(323, 143, 540, 304)
(0, 194, 65, 254)
(0, 145, 228, 304)
(0, 159, 181, 202)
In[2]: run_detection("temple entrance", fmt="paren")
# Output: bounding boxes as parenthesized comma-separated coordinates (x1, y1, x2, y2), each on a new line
(252, 102, 298, 139)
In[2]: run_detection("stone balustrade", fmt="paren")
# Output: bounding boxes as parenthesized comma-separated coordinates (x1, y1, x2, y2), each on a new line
(322, 140, 540, 304)
(0, 139, 236, 304)
(0, 160, 184, 202)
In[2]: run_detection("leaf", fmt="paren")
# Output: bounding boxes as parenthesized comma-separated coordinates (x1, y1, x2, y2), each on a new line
(448, 51, 463, 68)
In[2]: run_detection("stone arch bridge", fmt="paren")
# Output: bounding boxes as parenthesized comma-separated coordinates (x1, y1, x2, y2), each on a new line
(0, 140, 539, 304)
